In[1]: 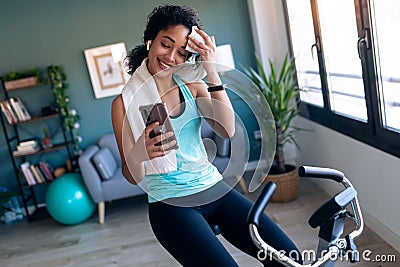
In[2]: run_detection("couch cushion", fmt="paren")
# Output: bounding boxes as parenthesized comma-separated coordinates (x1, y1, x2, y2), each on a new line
(92, 147, 117, 180)
(98, 134, 122, 166)
(102, 168, 146, 201)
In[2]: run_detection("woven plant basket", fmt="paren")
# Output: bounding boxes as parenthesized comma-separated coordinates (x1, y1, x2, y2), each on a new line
(263, 165, 299, 203)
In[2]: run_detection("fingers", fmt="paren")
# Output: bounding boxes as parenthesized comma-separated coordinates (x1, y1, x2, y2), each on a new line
(147, 133, 177, 158)
(148, 131, 175, 147)
(194, 28, 212, 45)
(187, 28, 216, 58)
(145, 121, 159, 137)
(144, 122, 177, 159)
(210, 35, 216, 46)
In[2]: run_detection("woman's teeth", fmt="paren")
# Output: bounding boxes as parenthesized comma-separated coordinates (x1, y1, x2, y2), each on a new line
(160, 61, 170, 69)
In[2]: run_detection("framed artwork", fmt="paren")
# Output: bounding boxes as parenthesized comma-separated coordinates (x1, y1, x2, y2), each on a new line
(84, 42, 130, 99)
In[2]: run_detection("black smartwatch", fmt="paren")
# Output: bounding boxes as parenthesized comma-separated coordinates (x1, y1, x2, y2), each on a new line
(208, 84, 226, 92)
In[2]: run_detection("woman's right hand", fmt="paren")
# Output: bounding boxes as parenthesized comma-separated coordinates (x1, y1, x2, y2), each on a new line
(136, 121, 177, 161)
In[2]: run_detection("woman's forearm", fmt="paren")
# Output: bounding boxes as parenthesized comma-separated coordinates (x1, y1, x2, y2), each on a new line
(122, 145, 146, 184)
(206, 69, 235, 138)
(209, 90, 235, 138)
(122, 161, 144, 185)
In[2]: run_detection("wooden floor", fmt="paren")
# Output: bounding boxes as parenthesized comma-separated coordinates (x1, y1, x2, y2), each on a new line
(1, 172, 399, 267)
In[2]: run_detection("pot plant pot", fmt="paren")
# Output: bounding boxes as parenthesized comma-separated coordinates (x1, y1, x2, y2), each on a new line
(42, 125, 52, 148)
(245, 52, 301, 202)
(3, 68, 45, 91)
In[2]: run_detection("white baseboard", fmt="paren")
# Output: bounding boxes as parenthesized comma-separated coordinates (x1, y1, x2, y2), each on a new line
(362, 210, 400, 253)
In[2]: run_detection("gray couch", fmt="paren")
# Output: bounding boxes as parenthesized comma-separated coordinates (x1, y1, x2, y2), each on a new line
(79, 119, 249, 223)
(78, 134, 145, 224)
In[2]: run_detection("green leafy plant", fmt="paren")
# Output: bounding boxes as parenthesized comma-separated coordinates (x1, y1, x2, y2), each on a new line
(42, 125, 50, 139)
(0, 187, 18, 216)
(245, 52, 301, 174)
(3, 68, 46, 83)
(48, 65, 82, 154)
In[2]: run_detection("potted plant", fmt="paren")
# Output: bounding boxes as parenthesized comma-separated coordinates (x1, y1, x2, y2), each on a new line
(42, 125, 52, 148)
(2, 68, 45, 91)
(245, 52, 301, 202)
(0, 186, 23, 224)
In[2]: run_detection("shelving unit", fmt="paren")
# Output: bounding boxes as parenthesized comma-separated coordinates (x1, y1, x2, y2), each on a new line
(0, 67, 75, 222)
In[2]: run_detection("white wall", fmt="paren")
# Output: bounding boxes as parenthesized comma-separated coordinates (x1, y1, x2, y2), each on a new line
(247, 0, 289, 71)
(247, 0, 400, 252)
(294, 117, 400, 251)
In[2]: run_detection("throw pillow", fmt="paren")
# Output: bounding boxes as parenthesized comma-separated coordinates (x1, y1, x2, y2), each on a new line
(92, 147, 117, 180)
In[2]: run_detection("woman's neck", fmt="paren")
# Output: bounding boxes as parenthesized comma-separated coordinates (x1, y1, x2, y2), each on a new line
(154, 75, 176, 96)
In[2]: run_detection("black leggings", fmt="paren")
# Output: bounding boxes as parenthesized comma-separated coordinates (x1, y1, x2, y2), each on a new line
(148, 182, 302, 266)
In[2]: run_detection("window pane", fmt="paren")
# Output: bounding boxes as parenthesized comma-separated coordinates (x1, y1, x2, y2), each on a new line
(317, 0, 367, 121)
(286, 0, 323, 107)
(371, 0, 400, 132)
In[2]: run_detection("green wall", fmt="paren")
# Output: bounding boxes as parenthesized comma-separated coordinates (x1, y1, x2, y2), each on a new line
(0, 0, 258, 190)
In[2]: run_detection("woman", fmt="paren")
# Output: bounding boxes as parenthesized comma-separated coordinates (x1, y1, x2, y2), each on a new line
(112, 5, 301, 266)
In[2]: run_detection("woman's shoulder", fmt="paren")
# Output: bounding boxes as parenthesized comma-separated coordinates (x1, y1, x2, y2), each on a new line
(112, 94, 124, 112)
(186, 80, 207, 97)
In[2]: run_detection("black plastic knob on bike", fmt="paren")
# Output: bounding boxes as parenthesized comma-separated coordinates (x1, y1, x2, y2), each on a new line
(247, 181, 277, 227)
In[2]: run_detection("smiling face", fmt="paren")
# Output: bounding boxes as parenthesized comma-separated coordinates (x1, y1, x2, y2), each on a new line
(147, 25, 190, 76)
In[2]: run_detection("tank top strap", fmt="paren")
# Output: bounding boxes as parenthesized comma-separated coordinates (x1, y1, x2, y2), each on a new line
(172, 75, 195, 102)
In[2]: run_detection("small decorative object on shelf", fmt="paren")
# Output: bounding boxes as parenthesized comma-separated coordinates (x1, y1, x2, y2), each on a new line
(48, 65, 82, 155)
(42, 125, 52, 148)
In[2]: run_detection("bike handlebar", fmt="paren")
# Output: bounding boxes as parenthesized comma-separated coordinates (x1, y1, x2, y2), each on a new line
(248, 166, 364, 267)
(247, 181, 276, 227)
(298, 166, 344, 183)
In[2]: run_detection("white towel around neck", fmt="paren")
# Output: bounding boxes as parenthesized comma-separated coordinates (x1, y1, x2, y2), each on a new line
(121, 58, 206, 175)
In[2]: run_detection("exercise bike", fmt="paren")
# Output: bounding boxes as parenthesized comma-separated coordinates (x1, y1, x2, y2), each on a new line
(247, 166, 364, 267)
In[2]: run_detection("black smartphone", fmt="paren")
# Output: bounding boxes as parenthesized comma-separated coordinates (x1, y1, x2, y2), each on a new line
(139, 103, 178, 150)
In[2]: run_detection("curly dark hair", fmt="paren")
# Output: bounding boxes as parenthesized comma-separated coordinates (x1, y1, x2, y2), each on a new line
(125, 5, 202, 75)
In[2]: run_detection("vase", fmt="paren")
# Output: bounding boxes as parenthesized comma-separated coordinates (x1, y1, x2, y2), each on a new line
(263, 165, 299, 202)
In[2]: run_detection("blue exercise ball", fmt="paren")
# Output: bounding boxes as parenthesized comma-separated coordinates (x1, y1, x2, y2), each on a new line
(45, 173, 96, 225)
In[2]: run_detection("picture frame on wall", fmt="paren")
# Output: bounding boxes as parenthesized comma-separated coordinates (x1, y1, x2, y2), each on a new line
(84, 42, 130, 99)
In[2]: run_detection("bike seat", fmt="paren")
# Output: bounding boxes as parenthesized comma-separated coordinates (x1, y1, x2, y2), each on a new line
(308, 187, 357, 228)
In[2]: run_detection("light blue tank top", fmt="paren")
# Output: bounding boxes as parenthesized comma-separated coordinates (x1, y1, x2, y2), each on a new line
(145, 76, 222, 203)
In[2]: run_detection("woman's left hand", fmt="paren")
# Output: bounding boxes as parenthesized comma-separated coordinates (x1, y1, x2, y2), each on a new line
(187, 28, 216, 71)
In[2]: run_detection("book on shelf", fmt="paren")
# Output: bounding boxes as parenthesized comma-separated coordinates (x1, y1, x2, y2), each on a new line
(13, 145, 40, 156)
(1, 100, 15, 124)
(20, 162, 36, 186)
(13, 139, 40, 156)
(15, 97, 31, 120)
(0, 100, 19, 124)
(38, 161, 54, 181)
(19, 139, 38, 146)
(17, 140, 39, 152)
(29, 164, 44, 184)
(9, 97, 25, 121)
(9, 97, 31, 121)
(35, 165, 46, 183)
